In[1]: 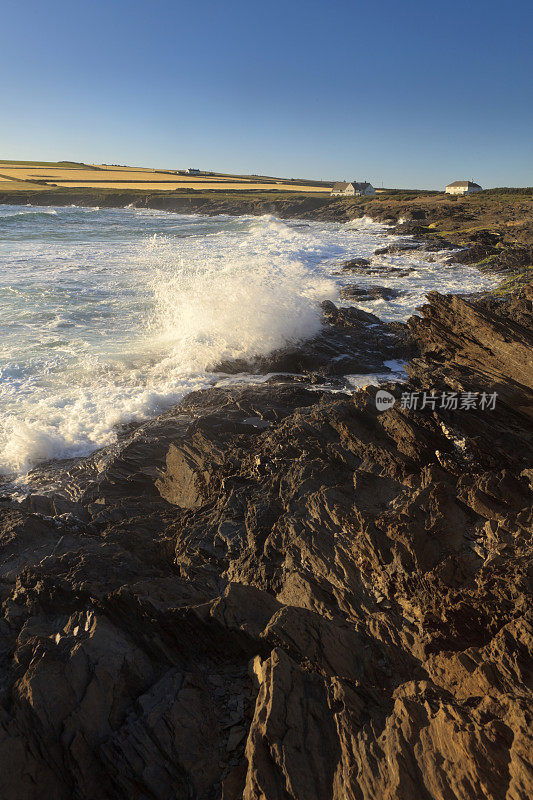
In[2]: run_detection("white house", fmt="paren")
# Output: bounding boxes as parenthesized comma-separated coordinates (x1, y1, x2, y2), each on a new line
(331, 181, 375, 197)
(445, 180, 482, 195)
(186, 168, 201, 175)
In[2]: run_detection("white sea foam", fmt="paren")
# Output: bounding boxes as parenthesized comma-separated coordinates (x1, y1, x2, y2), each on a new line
(0, 208, 58, 219)
(144, 230, 324, 371)
(0, 204, 497, 476)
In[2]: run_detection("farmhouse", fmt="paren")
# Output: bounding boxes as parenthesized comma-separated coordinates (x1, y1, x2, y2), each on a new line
(186, 168, 201, 175)
(331, 181, 375, 197)
(445, 180, 482, 195)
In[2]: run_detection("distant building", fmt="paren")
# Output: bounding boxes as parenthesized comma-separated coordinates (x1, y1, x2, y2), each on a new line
(331, 181, 375, 197)
(445, 180, 482, 195)
(186, 168, 201, 175)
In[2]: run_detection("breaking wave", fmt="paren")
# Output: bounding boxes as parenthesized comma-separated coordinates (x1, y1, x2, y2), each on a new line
(0, 205, 496, 476)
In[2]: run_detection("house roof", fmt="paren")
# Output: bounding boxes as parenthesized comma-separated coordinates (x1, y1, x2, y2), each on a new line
(332, 181, 373, 191)
(446, 180, 482, 188)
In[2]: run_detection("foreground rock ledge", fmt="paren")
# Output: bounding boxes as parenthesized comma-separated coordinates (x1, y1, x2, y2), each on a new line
(0, 286, 532, 800)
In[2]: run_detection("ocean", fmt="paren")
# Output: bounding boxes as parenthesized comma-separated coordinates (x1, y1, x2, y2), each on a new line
(0, 204, 496, 478)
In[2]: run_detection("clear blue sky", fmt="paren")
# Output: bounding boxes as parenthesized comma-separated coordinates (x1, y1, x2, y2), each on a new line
(1, 0, 532, 188)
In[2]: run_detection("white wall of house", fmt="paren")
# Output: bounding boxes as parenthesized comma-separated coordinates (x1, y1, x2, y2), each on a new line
(353, 186, 375, 196)
(331, 186, 353, 196)
(331, 183, 375, 196)
(445, 184, 482, 195)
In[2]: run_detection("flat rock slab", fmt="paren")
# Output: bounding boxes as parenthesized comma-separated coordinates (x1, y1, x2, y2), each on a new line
(340, 284, 403, 302)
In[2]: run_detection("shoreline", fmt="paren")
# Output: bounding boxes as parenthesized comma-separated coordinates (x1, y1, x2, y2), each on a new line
(0, 201, 497, 489)
(0, 280, 531, 799)
(1, 185, 531, 291)
(0, 191, 531, 797)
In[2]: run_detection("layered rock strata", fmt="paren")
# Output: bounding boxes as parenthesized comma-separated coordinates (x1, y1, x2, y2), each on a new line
(0, 286, 531, 799)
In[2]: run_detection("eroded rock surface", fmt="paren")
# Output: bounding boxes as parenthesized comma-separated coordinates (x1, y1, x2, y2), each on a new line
(0, 286, 531, 799)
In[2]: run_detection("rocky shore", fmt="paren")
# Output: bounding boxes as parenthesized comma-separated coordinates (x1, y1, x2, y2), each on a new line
(0, 192, 532, 799)
(2, 186, 532, 292)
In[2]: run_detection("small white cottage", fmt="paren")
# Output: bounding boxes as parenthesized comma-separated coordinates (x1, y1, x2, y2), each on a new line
(186, 168, 201, 175)
(331, 181, 375, 197)
(445, 180, 482, 195)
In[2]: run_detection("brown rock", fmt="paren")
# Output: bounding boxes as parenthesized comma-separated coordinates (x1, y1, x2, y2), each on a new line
(0, 283, 531, 799)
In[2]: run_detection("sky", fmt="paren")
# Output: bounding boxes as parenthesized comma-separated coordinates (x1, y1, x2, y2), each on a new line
(1, 0, 532, 189)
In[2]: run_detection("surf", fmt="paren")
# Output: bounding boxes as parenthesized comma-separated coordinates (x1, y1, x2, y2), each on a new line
(0, 205, 496, 477)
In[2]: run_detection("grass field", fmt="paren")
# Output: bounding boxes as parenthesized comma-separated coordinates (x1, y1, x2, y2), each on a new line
(0, 160, 333, 193)
(0, 160, 100, 169)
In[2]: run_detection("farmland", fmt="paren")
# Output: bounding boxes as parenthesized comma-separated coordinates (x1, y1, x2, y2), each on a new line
(0, 161, 332, 193)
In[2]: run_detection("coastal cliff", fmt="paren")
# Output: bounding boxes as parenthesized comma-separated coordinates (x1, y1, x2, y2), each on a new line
(0, 275, 531, 797)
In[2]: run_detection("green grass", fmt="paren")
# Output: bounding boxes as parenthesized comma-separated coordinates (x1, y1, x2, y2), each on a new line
(493, 269, 533, 296)
(376, 189, 440, 196)
(470, 255, 499, 268)
(481, 187, 533, 195)
(428, 225, 494, 236)
(0, 160, 98, 169)
(0, 185, 331, 201)
(0, 175, 52, 190)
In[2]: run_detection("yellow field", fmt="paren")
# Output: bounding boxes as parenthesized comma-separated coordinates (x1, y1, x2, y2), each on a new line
(0, 173, 50, 191)
(47, 182, 327, 191)
(97, 165, 163, 172)
(0, 162, 331, 193)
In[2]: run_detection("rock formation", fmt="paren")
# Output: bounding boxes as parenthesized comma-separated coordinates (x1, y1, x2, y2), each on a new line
(0, 278, 531, 799)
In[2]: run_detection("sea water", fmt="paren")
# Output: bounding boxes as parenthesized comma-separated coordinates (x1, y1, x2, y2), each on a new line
(0, 204, 496, 476)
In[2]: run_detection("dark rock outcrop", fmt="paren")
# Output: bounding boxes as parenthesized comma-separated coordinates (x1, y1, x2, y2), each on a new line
(339, 257, 371, 271)
(374, 241, 421, 255)
(0, 285, 531, 799)
(339, 284, 403, 302)
(214, 300, 413, 378)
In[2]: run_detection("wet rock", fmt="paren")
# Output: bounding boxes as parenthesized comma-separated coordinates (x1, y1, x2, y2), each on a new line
(374, 241, 422, 255)
(214, 300, 413, 377)
(339, 256, 371, 271)
(339, 284, 403, 302)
